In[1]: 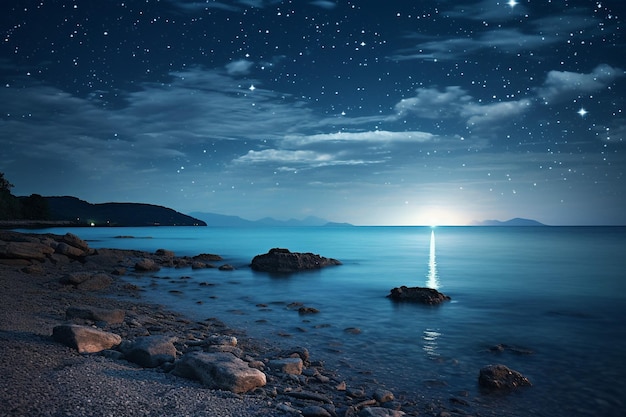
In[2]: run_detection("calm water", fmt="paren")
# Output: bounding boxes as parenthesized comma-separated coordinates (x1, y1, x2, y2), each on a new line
(27, 226, 626, 416)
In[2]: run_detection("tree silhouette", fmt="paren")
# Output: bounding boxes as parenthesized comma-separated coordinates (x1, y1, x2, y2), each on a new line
(0, 172, 50, 220)
(0, 172, 14, 192)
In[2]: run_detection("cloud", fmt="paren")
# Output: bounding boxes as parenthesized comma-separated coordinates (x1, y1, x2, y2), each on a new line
(310, 0, 337, 9)
(284, 130, 437, 147)
(536, 64, 625, 103)
(0, 67, 320, 183)
(444, 0, 527, 21)
(167, 0, 282, 11)
(167, 1, 240, 12)
(391, 3, 608, 62)
(225, 59, 254, 76)
(390, 86, 531, 130)
(390, 29, 550, 61)
(393, 86, 472, 119)
(234, 149, 374, 167)
(462, 99, 532, 127)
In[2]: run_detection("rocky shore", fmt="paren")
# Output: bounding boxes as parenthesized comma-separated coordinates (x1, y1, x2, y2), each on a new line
(0, 230, 524, 417)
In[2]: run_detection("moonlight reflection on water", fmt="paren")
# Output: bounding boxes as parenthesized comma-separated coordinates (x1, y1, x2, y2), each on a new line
(426, 230, 439, 290)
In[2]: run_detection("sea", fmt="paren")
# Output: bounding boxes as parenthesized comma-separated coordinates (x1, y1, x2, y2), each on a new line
(21, 226, 626, 416)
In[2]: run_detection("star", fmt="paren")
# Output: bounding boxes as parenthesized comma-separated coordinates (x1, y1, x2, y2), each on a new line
(249, 84, 256, 91)
(507, 0, 518, 7)
(577, 107, 588, 117)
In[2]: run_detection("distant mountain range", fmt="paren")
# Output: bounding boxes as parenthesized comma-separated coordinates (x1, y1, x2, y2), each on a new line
(44, 196, 206, 227)
(189, 212, 353, 227)
(23, 196, 545, 228)
(472, 217, 546, 226)
(190, 212, 545, 227)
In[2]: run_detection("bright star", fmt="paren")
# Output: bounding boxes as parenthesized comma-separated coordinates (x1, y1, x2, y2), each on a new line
(507, 0, 518, 7)
(577, 107, 588, 117)
(248, 84, 256, 91)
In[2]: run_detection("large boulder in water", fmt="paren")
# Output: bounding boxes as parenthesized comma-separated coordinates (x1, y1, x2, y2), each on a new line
(478, 364, 532, 390)
(387, 286, 450, 305)
(250, 248, 341, 273)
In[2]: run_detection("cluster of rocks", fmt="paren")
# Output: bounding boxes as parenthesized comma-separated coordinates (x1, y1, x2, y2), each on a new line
(1, 230, 533, 417)
(0, 231, 411, 416)
(50, 300, 416, 416)
(0, 230, 234, 279)
(251, 248, 342, 273)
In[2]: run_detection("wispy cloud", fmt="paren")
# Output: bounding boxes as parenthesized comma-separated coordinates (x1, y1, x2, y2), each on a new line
(462, 99, 532, 127)
(535, 64, 625, 103)
(390, 2, 608, 62)
(283, 130, 437, 147)
(444, 0, 527, 21)
(393, 87, 472, 119)
(390, 29, 551, 61)
(167, 1, 241, 12)
(167, 0, 282, 12)
(225, 59, 254, 76)
(310, 1, 337, 10)
(234, 149, 374, 167)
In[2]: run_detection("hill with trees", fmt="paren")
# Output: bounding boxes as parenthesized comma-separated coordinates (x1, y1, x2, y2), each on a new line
(0, 172, 205, 227)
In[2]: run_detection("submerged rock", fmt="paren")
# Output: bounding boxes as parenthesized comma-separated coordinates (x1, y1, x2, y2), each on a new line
(250, 248, 341, 273)
(387, 286, 450, 305)
(478, 364, 532, 390)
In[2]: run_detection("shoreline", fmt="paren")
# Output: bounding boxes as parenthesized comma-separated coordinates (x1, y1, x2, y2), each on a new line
(0, 230, 466, 417)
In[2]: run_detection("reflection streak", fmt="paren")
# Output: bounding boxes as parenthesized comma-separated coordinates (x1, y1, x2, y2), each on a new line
(426, 230, 439, 289)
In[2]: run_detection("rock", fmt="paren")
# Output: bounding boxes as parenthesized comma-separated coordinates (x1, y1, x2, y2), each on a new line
(302, 405, 332, 417)
(123, 335, 178, 368)
(22, 264, 45, 274)
(218, 264, 235, 271)
(286, 391, 332, 403)
(0, 241, 54, 261)
(76, 273, 113, 291)
(298, 306, 320, 314)
(359, 407, 405, 417)
(55, 242, 87, 258)
(66, 306, 126, 324)
(172, 351, 267, 393)
(269, 357, 304, 375)
(250, 248, 341, 273)
(276, 403, 301, 414)
(61, 233, 90, 251)
(279, 346, 310, 364)
(207, 335, 238, 347)
(387, 286, 450, 305)
(134, 258, 161, 272)
(373, 389, 394, 403)
(478, 364, 532, 390)
(488, 343, 534, 355)
(60, 272, 92, 285)
(344, 327, 362, 334)
(155, 248, 175, 258)
(52, 324, 122, 353)
(193, 253, 223, 262)
(191, 261, 210, 269)
(59, 272, 114, 290)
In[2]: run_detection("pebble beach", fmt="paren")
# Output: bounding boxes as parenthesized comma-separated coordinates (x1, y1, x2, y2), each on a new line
(0, 230, 483, 417)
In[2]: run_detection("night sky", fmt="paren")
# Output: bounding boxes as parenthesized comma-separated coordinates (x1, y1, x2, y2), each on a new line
(1, 1, 624, 225)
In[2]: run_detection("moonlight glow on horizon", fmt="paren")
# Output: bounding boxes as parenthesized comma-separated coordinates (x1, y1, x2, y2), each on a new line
(1, 1, 625, 226)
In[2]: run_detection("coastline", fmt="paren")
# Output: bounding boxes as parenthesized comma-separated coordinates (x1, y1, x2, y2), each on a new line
(0, 230, 462, 417)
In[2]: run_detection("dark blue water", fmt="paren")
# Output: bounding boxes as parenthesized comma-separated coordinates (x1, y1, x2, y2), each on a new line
(30, 226, 626, 416)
